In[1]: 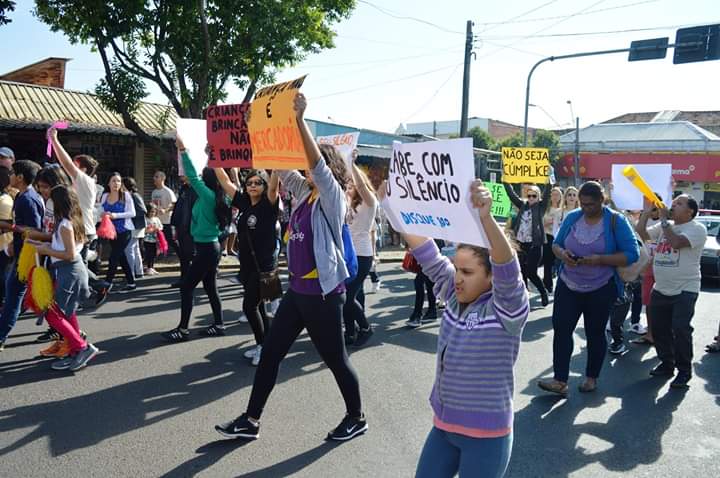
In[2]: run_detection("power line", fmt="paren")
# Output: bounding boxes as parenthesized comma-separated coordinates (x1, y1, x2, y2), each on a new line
(357, 0, 465, 35)
(476, 0, 609, 59)
(311, 63, 463, 100)
(402, 64, 463, 123)
(478, 22, 720, 40)
(478, 0, 560, 34)
(302, 47, 463, 69)
(337, 34, 461, 52)
(475, 0, 661, 28)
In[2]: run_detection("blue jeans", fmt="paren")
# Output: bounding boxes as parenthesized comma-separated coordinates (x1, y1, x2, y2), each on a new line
(0, 262, 28, 342)
(416, 427, 512, 478)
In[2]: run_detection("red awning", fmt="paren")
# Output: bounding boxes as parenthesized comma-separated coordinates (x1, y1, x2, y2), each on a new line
(558, 153, 720, 181)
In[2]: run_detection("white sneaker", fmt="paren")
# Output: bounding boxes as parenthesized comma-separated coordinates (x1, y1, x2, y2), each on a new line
(243, 345, 259, 359)
(629, 323, 647, 335)
(369, 281, 381, 294)
(251, 345, 262, 366)
(238, 313, 248, 323)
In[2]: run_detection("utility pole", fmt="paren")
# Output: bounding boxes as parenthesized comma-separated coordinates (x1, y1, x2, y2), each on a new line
(574, 117, 580, 186)
(460, 20, 474, 137)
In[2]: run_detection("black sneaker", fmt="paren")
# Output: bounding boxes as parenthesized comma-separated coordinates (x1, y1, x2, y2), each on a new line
(94, 284, 112, 307)
(608, 341, 627, 355)
(353, 326, 374, 347)
(650, 363, 675, 377)
(36, 328, 60, 343)
(215, 413, 260, 440)
(670, 371, 691, 389)
(327, 414, 368, 441)
(421, 310, 438, 323)
(202, 325, 226, 336)
(162, 328, 190, 342)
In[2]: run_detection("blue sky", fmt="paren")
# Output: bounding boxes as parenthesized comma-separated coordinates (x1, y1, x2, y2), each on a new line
(1, 0, 719, 133)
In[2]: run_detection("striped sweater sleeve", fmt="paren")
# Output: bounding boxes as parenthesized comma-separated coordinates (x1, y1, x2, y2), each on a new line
(412, 239, 454, 301)
(491, 256, 529, 337)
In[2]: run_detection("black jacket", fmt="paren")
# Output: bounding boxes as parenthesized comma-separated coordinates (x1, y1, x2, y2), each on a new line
(171, 184, 197, 233)
(504, 183, 551, 246)
(130, 192, 147, 231)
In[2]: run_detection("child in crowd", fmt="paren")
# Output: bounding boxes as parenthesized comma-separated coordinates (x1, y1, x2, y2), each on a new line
(388, 180, 529, 478)
(30, 185, 98, 371)
(144, 204, 163, 275)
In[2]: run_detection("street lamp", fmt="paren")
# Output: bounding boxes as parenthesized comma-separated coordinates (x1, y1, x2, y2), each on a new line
(529, 103, 562, 129)
(566, 100, 575, 128)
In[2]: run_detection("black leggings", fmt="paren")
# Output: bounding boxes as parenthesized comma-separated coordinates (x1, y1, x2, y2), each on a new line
(107, 230, 135, 285)
(144, 242, 158, 269)
(343, 255, 373, 335)
(542, 234, 555, 290)
(519, 242, 547, 296)
(179, 241, 223, 329)
(413, 271, 435, 316)
(242, 267, 271, 345)
(247, 289, 362, 419)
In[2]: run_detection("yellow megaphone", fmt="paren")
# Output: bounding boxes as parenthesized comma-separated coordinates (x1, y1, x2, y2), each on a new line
(622, 165, 666, 209)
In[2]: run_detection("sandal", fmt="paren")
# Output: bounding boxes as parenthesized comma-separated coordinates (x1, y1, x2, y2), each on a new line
(705, 342, 720, 353)
(631, 335, 654, 345)
(578, 380, 597, 393)
(538, 379, 568, 397)
(202, 325, 226, 337)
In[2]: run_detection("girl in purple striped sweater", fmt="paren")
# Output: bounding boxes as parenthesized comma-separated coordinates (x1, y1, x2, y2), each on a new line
(391, 180, 529, 477)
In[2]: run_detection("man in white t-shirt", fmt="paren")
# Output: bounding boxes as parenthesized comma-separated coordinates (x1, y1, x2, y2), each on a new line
(49, 129, 111, 306)
(151, 171, 177, 250)
(637, 194, 707, 389)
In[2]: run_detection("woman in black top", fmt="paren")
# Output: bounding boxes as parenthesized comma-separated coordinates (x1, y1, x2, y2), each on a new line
(215, 167, 279, 366)
(504, 183, 551, 306)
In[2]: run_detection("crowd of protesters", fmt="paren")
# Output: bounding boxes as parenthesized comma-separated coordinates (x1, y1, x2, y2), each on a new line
(0, 92, 716, 477)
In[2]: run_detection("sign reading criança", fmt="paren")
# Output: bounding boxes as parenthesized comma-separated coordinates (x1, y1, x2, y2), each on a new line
(502, 147, 550, 184)
(206, 102, 252, 168)
(248, 75, 307, 170)
(381, 138, 489, 247)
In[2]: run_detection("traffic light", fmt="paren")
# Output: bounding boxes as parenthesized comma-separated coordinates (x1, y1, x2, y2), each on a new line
(673, 24, 720, 64)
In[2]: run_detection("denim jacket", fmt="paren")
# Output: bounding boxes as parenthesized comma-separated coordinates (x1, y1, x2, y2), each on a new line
(554, 206, 640, 297)
(278, 157, 348, 295)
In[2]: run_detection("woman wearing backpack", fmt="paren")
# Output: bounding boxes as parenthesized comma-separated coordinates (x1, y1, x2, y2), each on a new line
(538, 181, 639, 396)
(215, 92, 366, 443)
(343, 151, 377, 347)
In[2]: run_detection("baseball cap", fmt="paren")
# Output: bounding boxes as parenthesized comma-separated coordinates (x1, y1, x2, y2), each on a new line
(0, 147, 14, 159)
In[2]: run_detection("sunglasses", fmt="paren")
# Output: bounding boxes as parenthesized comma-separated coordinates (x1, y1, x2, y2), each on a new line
(246, 180, 264, 187)
(527, 194, 538, 199)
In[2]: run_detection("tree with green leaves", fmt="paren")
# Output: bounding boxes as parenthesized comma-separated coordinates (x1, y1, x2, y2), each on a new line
(468, 126, 495, 150)
(494, 132, 524, 150)
(34, 0, 355, 155)
(531, 129, 560, 164)
(0, 0, 15, 25)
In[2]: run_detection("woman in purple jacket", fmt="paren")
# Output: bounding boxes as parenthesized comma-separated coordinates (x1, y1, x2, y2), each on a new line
(390, 180, 529, 478)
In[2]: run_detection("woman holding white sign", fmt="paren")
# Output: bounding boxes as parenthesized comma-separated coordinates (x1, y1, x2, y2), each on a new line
(503, 182, 551, 306)
(215, 93, 366, 442)
(387, 180, 528, 478)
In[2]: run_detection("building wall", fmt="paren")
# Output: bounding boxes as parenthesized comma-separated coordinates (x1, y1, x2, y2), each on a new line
(488, 119, 529, 140)
(0, 58, 67, 89)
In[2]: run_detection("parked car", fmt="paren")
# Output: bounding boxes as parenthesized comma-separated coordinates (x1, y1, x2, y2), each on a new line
(696, 216, 720, 280)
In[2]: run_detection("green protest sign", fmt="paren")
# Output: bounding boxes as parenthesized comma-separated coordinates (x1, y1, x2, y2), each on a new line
(485, 182, 512, 218)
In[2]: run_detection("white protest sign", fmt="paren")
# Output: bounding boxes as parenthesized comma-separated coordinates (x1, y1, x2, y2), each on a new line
(317, 132, 360, 168)
(382, 138, 488, 247)
(611, 163, 672, 210)
(176, 118, 209, 176)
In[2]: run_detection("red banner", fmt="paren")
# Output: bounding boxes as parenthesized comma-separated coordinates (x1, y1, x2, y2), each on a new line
(206, 103, 252, 168)
(558, 152, 720, 182)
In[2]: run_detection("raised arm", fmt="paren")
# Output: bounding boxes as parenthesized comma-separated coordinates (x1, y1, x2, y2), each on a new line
(503, 183, 524, 209)
(176, 134, 214, 202)
(350, 156, 377, 208)
(267, 170, 279, 204)
(49, 128, 81, 179)
(294, 93, 322, 170)
(214, 167, 239, 198)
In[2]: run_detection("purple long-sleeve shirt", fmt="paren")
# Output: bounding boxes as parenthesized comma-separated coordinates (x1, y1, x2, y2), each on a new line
(413, 239, 529, 436)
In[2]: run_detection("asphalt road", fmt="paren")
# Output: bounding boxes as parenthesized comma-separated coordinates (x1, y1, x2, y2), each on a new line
(1, 263, 718, 477)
